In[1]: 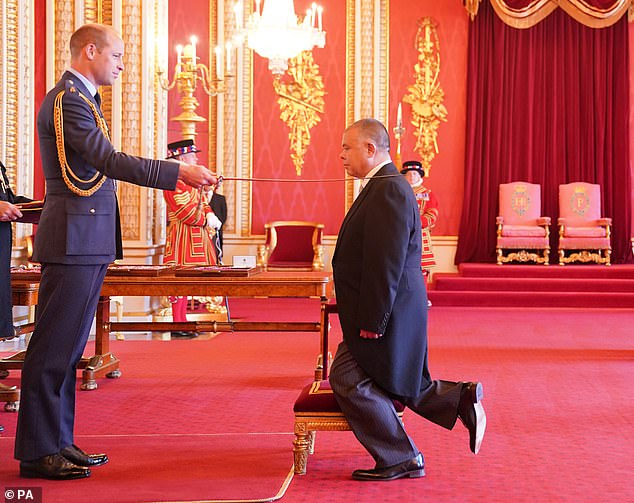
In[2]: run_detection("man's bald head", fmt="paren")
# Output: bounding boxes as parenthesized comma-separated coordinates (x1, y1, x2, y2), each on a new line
(346, 118, 391, 153)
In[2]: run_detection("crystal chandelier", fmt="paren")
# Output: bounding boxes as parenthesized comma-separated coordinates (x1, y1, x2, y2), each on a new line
(236, 0, 326, 75)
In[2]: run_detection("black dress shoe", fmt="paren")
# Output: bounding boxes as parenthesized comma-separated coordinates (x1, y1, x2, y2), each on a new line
(457, 381, 486, 454)
(352, 453, 425, 481)
(0, 424, 4, 433)
(61, 444, 108, 467)
(20, 454, 91, 480)
(170, 331, 198, 339)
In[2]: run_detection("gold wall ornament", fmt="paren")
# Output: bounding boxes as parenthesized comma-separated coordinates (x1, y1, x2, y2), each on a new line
(273, 51, 326, 176)
(403, 18, 447, 177)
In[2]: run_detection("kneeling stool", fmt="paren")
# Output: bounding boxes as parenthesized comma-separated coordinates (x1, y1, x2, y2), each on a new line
(293, 380, 405, 475)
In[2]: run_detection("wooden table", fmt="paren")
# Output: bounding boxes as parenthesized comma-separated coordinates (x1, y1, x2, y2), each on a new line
(7, 270, 332, 393)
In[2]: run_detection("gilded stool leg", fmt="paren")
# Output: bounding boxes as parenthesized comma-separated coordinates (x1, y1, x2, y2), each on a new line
(293, 421, 311, 475)
(308, 430, 316, 454)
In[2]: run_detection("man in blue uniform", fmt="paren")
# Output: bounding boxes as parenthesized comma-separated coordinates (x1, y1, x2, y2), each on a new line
(329, 119, 486, 481)
(14, 23, 217, 480)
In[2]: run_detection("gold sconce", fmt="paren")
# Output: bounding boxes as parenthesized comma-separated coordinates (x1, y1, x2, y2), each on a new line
(403, 18, 447, 177)
(157, 36, 234, 139)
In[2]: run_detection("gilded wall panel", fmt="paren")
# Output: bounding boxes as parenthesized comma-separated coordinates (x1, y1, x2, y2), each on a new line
(2, 0, 20, 183)
(345, 0, 357, 210)
(239, 0, 252, 237)
(220, 0, 241, 238)
(344, 0, 389, 211)
(17, 0, 34, 200)
(1, 0, 34, 246)
(54, 1, 73, 81)
(99, 1, 113, 127)
(120, 0, 142, 241)
(209, 1, 218, 159)
(378, 0, 389, 123)
(359, 0, 374, 119)
(152, 0, 169, 245)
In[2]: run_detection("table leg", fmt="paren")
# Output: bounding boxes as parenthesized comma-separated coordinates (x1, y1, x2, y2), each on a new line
(80, 296, 120, 391)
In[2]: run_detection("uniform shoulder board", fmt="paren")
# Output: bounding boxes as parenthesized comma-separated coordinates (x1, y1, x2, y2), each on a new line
(64, 79, 77, 94)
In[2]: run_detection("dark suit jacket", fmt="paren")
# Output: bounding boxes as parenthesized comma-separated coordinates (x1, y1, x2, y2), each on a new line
(332, 163, 429, 398)
(1, 161, 31, 339)
(34, 72, 179, 264)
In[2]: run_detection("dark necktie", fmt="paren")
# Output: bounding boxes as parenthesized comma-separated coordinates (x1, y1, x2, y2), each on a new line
(94, 92, 101, 108)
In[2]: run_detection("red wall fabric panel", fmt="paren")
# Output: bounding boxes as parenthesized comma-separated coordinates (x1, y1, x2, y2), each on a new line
(389, 2, 469, 236)
(251, 0, 346, 236)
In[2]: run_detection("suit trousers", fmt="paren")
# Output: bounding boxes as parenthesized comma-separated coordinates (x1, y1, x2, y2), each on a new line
(14, 263, 108, 461)
(329, 341, 463, 467)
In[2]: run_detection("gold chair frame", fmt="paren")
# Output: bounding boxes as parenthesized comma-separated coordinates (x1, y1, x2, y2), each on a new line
(257, 220, 325, 272)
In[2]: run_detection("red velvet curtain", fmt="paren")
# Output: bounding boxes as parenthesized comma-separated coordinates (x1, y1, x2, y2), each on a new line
(455, 1, 632, 264)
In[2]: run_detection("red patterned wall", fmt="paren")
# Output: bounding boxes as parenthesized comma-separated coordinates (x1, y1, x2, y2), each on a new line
(251, 0, 347, 235)
(389, 2, 469, 236)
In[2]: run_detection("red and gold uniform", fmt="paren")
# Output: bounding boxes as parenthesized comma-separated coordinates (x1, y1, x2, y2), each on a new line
(162, 139, 218, 330)
(412, 182, 439, 269)
(163, 180, 217, 266)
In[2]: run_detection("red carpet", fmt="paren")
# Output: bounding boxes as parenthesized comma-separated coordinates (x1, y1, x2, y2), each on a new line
(429, 263, 634, 308)
(1, 299, 633, 502)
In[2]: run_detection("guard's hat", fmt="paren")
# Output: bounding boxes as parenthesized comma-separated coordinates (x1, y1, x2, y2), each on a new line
(167, 139, 200, 159)
(400, 160, 424, 178)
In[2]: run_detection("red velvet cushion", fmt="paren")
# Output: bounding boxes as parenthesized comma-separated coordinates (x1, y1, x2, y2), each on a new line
(267, 260, 314, 268)
(294, 380, 405, 413)
(269, 225, 316, 263)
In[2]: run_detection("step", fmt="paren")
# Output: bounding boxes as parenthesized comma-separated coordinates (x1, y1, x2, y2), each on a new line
(457, 263, 634, 279)
(433, 277, 634, 293)
(427, 290, 634, 308)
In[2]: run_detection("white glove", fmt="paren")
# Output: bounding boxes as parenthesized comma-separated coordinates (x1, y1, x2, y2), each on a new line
(206, 212, 222, 230)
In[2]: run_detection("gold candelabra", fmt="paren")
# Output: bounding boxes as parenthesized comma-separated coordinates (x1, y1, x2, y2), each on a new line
(157, 36, 233, 139)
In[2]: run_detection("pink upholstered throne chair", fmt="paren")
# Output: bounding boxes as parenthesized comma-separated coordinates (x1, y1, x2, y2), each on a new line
(496, 182, 551, 265)
(557, 182, 611, 265)
(257, 221, 325, 271)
